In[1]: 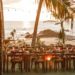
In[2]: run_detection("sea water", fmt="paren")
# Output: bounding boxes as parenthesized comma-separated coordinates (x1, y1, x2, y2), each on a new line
(4, 21, 75, 45)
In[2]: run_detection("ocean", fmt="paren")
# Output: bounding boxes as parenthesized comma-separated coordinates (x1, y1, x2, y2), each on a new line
(4, 21, 75, 45)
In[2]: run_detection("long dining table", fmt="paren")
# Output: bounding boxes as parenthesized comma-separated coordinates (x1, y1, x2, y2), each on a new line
(5, 51, 75, 72)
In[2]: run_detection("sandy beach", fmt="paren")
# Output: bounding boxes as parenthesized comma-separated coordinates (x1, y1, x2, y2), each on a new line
(25, 38, 75, 46)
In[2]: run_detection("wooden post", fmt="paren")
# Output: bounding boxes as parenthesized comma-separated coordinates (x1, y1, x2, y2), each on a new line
(31, 0, 43, 48)
(0, 0, 4, 75)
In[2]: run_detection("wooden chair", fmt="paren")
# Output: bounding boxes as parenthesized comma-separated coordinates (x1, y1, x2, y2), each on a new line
(53, 54, 64, 71)
(23, 54, 31, 72)
(34, 54, 49, 72)
(3, 51, 6, 72)
(10, 52, 23, 72)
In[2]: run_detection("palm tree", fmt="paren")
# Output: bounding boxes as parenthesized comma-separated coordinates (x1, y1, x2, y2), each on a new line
(71, 15, 73, 30)
(52, 0, 71, 44)
(32, 0, 71, 47)
(31, 0, 60, 47)
(31, 0, 43, 47)
(58, 29, 65, 44)
(0, 0, 4, 75)
(10, 29, 16, 40)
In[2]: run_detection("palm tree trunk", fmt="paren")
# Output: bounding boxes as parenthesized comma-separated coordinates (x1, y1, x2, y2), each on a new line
(61, 21, 65, 45)
(0, 0, 4, 75)
(31, 0, 43, 47)
(71, 15, 73, 30)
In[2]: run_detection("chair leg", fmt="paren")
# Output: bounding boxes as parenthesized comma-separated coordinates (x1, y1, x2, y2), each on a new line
(3, 61, 6, 72)
(11, 63, 15, 72)
(24, 61, 26, 72)
(19, 62, 23, 72)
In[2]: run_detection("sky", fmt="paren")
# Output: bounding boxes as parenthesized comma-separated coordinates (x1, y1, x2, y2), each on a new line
(3, 0, 55, 37)
(3, 0, 52, 21)
(3, 0, 75, 37)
